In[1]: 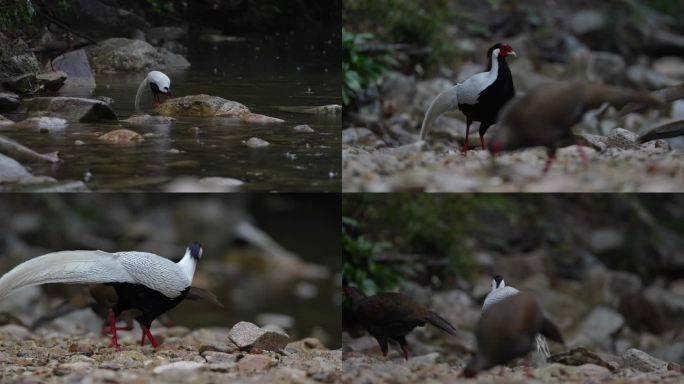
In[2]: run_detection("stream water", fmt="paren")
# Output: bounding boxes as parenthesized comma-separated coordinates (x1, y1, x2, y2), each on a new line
(2, 36, 341, 191)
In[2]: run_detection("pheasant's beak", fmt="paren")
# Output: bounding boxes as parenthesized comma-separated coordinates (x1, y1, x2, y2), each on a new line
(509, 50, 517, 57)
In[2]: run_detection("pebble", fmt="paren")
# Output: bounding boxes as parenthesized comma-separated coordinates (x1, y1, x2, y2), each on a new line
(153, 361, 204, 375)
(228, 321, 290, 351)
(237, 354, 273, 373)
(622, 348, 668, 373)
(245, 137, 270, 148)
(53, 361, 93, 376)
(293, 124, 315, 133)
(68, 342, 93, 355)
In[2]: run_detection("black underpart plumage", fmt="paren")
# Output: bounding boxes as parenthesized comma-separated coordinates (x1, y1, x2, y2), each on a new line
(458, 44, 515, 144)
(108, 283, 189, 328)
(149, 82, 161, 97)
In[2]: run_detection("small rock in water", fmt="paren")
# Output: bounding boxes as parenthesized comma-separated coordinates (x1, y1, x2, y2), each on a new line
(74, 140, 85, 146)
(245, 137, 270, 148)
(293, 124, 315, 133)
(14, 117, 67, 132)
(168, 148, 181, 154)
(98, 129, 144, 144)
(36, 71, 68, 91)
(237, 354, 273, 373)
(228, 321, 289, 351)
(199, 177, 244, 190)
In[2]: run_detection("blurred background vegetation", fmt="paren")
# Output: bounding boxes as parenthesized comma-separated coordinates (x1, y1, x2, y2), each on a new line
(0, 194, 341, 347)
(342, 0, 684, 108)
(342, 194, 684, 293)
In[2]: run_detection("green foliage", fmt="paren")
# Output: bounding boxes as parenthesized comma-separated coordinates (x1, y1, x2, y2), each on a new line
(0, 0, 36, 31)
(344, 0, 457, 65)
(342, 216, 404, 294)
(342, 29, 394, 107)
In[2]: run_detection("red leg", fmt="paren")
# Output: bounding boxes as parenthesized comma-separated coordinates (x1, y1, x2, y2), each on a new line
(140, 324, 158, 349)
(107, 309, 122, 351)
(524, 354, 533, 378)
(575, 138, 588, 166)
(402, 345, 409, 361)
(462, 123, 471, 155)
(542, 148, 557, 174)
(479, 133, 485, 150)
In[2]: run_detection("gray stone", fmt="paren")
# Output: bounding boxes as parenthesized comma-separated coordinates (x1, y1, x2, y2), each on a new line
(14, 117, 67, 133)
(571, 10, 606, 35)
(53, 361, 94, 376)
(153, 361, 204, 376)
(652, 56, 684, 80)
(0, 92, 19, 112)
(51, 49, 96, 88)
(0, 33, 40, 80)
(245, 137, 270, 148)
(25, 97, 117, 122)
(228, 321, 289, 351)
(0, 153, 33, 182)
(575, 307, 624, 351)
(293, 124, 315, 133)
(85, 38, 190, 73)
(622, 348, 668, 372)
(342, 128, 375, 145)
(643, 285, 684, 330)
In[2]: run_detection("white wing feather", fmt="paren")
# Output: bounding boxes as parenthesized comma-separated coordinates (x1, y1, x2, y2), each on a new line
(482, 285, 519, 311)
(117, 251, 190, 298)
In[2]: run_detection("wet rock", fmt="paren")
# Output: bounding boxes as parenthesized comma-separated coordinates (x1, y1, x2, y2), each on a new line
(228, 321, 289, 351)
(51, 49, 96, 88)
(0, 153, 33, 182)
(53, 361, 94, 376)
(14, 117, 68, 133)
(245, 137, 270, 148)
(0, 115, 11, 127)
(0, 92, 19, 112)
(155, 94, 282, 123)
(98, 129, 144, 144)
(25, 97, 117, 122)
(121, 114, 175, 125)
(36, 71, 67, 92)
(164, 176, 243, 192)
(153, 361, 204, 376)
(276, 105, 341, 114)
(0, 135, 59, 164)
(237, 354, 273, 373)
(2, 73, 38, 94)
(199, 177, 244, 190)
(85, 38, 190, 73)
(622, 348, 668, 372)
(293, 124, 315, 133)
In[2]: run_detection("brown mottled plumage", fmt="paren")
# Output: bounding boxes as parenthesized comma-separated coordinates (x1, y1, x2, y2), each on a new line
(488, 80, 663, 172)
(343, 285, 457, 360)
(464, 292, 564, 377)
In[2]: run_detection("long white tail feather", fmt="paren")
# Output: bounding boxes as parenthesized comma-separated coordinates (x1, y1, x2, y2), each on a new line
(134, 73, 150, 114)
(0, 251, 133, 301)
(535, 334, 551, 361)
(420, 85, 460, 140)
(0, 250, 193, 301)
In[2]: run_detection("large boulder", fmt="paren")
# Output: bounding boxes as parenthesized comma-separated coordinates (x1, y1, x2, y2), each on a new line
(25, 97, 117, 123)
(51, 49, 96, 88)
(60, 0, 149, 40)
(85, 38, 190, 73)
(0, 32, 40, 81)
(155, 94, 284, 123)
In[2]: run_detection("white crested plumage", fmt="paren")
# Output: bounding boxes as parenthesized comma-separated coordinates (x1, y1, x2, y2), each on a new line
(134, 70, 171, 114)
(458, 48, 500, 105)
(0, 247, 196, 301)
(482, 276, 550, 362)
(482, 284, 519, 311)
